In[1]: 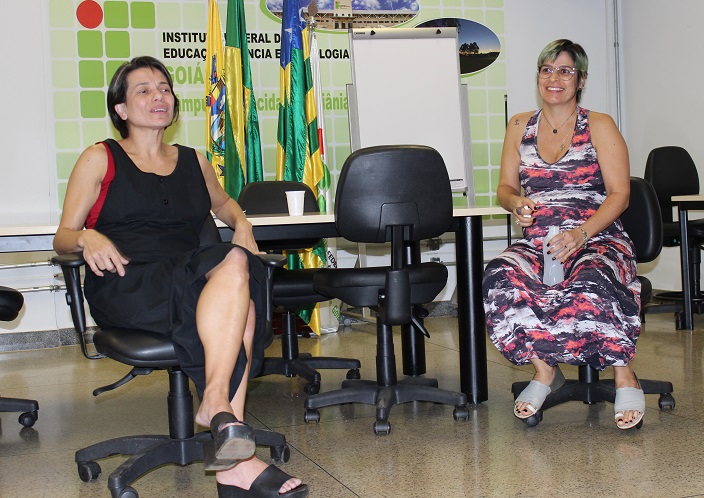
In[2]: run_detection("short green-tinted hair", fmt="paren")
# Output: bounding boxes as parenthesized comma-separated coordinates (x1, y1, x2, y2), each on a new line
(537, 39, 588, 102)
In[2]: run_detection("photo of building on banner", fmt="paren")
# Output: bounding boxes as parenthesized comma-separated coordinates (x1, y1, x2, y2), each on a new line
(276, 0, 338, 335)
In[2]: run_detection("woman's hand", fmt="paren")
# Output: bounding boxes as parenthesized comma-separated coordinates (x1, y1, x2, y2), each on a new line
(512, 197, 539, 227)
(546, 228, 586, 263)
(79, 229, 129, 277)
(231, 218, 262, 255)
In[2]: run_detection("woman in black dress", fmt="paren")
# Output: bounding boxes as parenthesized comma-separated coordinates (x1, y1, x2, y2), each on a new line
(54, 56, 307, 497)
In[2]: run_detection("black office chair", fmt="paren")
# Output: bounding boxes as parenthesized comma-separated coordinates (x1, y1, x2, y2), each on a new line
(303, 145, 470, 434)
(511, 177, 675, 427)
(238, 181, 360, 395)
(644, 146, 704, 326)
(0, 287, 39, 427)
(52, 217, 290, 498)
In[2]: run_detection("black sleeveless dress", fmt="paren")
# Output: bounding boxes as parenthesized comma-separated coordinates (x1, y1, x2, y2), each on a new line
(84, 139, 269, 398)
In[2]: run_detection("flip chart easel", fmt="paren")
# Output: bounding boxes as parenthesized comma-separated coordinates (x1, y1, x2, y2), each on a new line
(347, 27, 473, 197)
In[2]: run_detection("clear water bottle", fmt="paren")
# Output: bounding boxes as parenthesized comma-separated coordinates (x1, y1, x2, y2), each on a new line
(543, 226, 564, 285)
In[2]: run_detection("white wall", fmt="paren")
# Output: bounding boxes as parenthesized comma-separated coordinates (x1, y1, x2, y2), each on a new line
(0, 0, 73, 334)
(504, 0, 617, 118)
(619, 0, 704, 290)
(0, 0, 56, 226)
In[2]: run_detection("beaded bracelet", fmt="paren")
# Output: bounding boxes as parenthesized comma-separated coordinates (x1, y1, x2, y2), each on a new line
(578, 227, 589, 249)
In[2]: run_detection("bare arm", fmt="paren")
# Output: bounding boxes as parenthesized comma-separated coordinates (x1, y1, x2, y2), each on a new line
(497, 112, 539, 226)
(197, 151, 261, 254)
(53, 144, 129, 276)
(580, 111, 630, 238)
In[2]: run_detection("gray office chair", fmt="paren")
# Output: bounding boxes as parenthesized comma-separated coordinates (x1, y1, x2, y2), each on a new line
(303, 145, 470, 434)
(52, 217, 290, 498)
(238, 181, 360, 395)
(511, 177, 675, 427)
(0, 287, 39, 427)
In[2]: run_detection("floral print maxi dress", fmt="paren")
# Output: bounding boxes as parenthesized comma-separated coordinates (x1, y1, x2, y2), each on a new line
(482, 107, 640, 370)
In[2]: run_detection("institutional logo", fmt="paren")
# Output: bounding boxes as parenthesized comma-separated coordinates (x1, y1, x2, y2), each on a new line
(74, 0, 156, 119)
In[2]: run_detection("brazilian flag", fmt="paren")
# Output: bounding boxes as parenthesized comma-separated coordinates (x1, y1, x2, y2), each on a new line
(276, 0, 330, 334)
(223, 0, 263, 199)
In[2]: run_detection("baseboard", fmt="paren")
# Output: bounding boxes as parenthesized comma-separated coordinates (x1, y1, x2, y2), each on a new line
(0, 327, 96, 353)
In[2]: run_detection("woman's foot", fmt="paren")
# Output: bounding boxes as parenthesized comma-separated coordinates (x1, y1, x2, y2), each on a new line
(196, 395, 256, 471)
(614, 364, 644, 429)
(216, 456, 303, 495)
(514, 362, 565, 419)
(202, 412, 256, 471)
(195, 391, 234, 429)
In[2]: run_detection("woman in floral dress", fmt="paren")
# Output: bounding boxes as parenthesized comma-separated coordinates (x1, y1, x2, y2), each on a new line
(482, 40, 644, 430)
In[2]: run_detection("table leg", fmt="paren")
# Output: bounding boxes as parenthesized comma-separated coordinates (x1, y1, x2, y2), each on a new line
(401, 241, 426, 376)
(401, 322, 426, 376)
(455, 215, 488, 403)
(679, 206, 693, 330)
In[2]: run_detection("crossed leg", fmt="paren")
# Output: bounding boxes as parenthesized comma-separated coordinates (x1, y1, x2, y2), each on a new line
(193, 248, 301, 493)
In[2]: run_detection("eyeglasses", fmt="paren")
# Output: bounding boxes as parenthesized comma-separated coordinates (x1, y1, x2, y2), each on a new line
(537, 65, 577, 81)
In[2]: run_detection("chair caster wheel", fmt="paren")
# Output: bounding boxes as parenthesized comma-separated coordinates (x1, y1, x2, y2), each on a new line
(453, 405, 470, 421)
(522, 410, 543, 427)
(374, 420, 391, 435)
(77, 461, 101, 482)
(303, 382, 320, 395)
(658, 393, 675, 410)
(304, 409, 320, 423)
(675, 311, 685, 330)
(271, 444, 291, 463)
(346, 368, 361, 380)
(117, 486, 138, 498)
(18, 411, 37, 427)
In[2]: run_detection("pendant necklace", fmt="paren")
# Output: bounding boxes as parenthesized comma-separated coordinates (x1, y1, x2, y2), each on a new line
(542, 106, 577, 134)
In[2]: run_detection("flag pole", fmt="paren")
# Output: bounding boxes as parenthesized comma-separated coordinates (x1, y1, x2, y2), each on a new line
(306, 2, 341, 334)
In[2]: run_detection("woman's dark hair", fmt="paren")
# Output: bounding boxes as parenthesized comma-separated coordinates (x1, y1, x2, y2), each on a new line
(537, 39, 589, 103)
(107, 56, 180, 138)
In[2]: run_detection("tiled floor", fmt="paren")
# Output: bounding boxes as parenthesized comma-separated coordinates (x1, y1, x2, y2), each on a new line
(1, 310, 703, 497)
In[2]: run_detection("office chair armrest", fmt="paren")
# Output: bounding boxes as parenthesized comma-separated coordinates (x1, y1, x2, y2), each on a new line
(51, 252, 86, 267)
(255, 253, 286, 325)
(51, 253, 104, 360)
(257, 253, 287, 268)
(378, 269, 411, 326)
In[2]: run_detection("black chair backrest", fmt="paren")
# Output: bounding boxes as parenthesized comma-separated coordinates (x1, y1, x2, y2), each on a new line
(620, 177, 663, 264)
(0, 286, 23, 322)
(335, 145, 453, 243)
(238, 181, 318, 215)
(238, 181, 320, 251)
(644, 146, 699, 224)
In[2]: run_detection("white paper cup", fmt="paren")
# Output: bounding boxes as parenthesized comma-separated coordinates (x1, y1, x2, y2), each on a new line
(285, 190, 305, 216)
